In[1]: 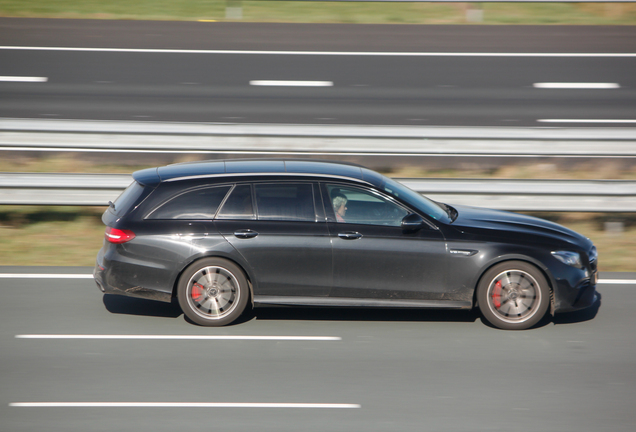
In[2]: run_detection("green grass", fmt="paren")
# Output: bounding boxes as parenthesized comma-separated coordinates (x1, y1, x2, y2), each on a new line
(3, 155, 636, 180)
(0, 206, 105, 266)
(0, 154, 153, 174)
(1, 1, 635, 25)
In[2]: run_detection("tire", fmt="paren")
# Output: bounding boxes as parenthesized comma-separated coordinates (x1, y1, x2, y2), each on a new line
(477, 261, 550, 330)
(177, 258, 249, 326)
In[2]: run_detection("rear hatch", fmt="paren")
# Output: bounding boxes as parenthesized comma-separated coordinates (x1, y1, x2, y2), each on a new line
(102, 167, 160, 226)
(102, 181, 149, 226)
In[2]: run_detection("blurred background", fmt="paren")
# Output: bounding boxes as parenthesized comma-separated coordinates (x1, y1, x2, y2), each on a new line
(0, 1, 635, 270)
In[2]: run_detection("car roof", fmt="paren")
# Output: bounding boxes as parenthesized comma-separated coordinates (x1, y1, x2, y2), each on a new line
(133, 159, 376, 187)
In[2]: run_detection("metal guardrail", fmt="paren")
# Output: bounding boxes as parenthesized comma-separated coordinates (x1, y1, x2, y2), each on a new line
(1, 173, 635, 212)
(0, 174, 131, 207)
(2, 119, 636, 158)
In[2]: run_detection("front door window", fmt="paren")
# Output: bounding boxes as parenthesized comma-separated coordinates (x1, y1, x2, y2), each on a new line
(326, 184, 408, 226)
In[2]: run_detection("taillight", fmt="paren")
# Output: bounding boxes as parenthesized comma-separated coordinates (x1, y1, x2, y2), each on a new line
(105, 227, 136, 244)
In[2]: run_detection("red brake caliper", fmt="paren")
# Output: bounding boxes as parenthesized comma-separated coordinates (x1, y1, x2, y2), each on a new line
(492, 281, 502, 309)
(192, 282, 205, 302)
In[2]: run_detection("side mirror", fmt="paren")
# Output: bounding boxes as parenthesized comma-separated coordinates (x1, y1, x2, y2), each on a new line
(401, 213, 425, 233)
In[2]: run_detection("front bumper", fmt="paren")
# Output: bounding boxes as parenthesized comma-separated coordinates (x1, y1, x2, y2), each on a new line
(553, 269, 598, 313)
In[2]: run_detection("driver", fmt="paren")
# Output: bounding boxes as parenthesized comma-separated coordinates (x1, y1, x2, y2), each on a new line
(332, 194, 348, 223)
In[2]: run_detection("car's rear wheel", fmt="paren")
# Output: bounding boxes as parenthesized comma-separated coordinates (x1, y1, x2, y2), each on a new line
(477, 261, 550, 330)
(177, 258, 249, 326)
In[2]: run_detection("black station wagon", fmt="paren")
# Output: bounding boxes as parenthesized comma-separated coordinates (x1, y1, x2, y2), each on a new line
(94, 159, 598, 330)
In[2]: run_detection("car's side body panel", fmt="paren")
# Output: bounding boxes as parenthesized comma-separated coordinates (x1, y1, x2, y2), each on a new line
(327, 222, 448, 301)
(216, 219, 333, 297)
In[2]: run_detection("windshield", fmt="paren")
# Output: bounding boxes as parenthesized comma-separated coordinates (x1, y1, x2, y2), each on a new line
(379, 177, 451, 223)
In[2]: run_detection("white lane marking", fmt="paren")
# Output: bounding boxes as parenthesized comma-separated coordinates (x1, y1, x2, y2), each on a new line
(10, 402, 360, 409)
(0, 76, 48, 82)
(15, 335, 342, 341)
(538, 119, 636, 124)
(1, 46, 636, 57)
(533, 82, 620, 89)
(0, 274, 93, 279)
(598, 279, 636, 285)
(250, 80, 333, 87)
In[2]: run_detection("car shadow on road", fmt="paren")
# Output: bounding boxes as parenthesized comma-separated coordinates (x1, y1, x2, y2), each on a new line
(101, 292, 602, 328)
(253, 291, 603, 327)
(251, 307, 481, 324)
(103, 294, 183, 318)
(101, 293, 479, 324)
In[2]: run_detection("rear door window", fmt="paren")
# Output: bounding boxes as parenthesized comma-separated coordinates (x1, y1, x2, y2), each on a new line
(216, 184, 255, 220)
(147, 185, 231, 220)
(254, 183, 316, 222)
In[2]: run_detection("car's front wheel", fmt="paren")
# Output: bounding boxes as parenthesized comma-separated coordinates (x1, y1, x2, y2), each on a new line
(177, 258, 249, 326)
(477, 261, 550, 330)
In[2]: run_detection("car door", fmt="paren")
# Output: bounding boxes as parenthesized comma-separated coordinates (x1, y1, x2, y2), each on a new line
(214, 182, 332, 298)
(323, 183, 448, 301)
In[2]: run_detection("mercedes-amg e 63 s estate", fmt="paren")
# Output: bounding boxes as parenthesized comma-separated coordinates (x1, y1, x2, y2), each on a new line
(94, 159, 598, 330)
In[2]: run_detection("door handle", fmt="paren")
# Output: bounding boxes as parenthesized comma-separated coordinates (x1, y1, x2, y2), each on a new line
(338, 232, 362, 240)
(234, 229, 258, 239)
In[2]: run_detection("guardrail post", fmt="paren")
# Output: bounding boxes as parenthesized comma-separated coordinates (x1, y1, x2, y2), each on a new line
(226, 0, 243, 20)
(605, 221, 625, 234)
(466, 3, 484, 23)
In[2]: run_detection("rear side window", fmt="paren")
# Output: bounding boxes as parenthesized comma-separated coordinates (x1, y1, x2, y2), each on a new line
(255, 183, 315, 222)
(147, 186, 231, 220)
(111, 181, 146, 216)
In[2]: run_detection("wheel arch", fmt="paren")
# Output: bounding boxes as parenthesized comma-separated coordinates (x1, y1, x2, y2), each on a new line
(471, 255, 556, 315)
(171, 253, 255, 307)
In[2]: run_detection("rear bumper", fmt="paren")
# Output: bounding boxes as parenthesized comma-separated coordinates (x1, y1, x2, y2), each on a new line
(94, 247, 172, 303)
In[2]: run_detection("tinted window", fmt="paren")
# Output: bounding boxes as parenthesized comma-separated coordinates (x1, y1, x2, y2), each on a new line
(216, 184, 255, 220)
(327, 184, 408, 227)
(380, 176, 449, 222)
(147, 186, 231, 220)
(361, 168, 448, 222)
(111, 181, 145, 216)
(255, 183, 315, 222)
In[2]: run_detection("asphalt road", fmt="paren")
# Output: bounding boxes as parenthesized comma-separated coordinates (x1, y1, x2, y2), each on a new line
(1, 19, 635, 126)
(1, 267, 635, 432)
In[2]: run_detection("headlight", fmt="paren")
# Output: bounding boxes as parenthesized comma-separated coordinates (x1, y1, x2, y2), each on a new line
(551, 251, 583, 268)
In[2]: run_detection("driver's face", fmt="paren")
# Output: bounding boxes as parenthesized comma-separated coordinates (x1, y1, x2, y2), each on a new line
(337, 202, 347, 217)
